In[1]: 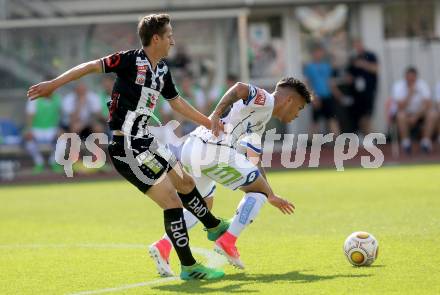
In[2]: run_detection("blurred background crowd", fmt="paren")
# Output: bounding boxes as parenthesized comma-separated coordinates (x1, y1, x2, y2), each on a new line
(1, 0, 440, 180)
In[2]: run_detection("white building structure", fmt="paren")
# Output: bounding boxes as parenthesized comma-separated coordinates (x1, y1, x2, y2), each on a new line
(1, 0, 440, 134)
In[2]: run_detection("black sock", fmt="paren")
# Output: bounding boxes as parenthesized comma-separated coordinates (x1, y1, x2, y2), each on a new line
(163, 208, 196, 266)
(178, 187, 220, 229)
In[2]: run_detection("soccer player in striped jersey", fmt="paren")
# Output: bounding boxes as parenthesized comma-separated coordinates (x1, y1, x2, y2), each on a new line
(27, 14, 229, 281)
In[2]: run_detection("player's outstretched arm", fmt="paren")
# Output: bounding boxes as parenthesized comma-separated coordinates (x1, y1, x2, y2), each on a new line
(27, 60, 102, 100)
(168, 96, 211, 129)
(210, 82, 249, 136)
(168, 96, 224, 132)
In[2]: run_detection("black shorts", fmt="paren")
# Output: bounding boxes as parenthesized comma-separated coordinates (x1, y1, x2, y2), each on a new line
(353, 93, 375, 118)
(312, 97, 335, 122)
(108, 135, 177, 193)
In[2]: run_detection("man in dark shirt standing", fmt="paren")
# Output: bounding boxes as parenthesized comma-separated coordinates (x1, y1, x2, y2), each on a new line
(347, 39, 379, 137)
(27, 14, 227, 280)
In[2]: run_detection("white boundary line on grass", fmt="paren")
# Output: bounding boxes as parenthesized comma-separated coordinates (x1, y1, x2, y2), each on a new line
(68, 277, 178, 295)
(0, 243, 147, 249)
(0, 243, 227, 294)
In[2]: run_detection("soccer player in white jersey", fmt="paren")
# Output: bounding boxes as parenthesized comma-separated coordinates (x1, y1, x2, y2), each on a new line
(149, 77, 312, 274)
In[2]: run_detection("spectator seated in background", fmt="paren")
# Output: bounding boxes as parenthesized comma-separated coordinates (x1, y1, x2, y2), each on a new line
(62, 82, 104, 137)
(0, 118, 21, 146)
(0, 119, 22, 181)
(304, 45, 340, 137)
(24, 93, 63, 174)
(60, 82, 105, 168)
(392, 67, 438, 154)
(0, 118, 21, 149)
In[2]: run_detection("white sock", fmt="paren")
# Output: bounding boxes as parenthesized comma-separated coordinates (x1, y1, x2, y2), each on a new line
(228, 192, 267, 237)
(25, 141, 44, 165)
(162, 208, 199, 244)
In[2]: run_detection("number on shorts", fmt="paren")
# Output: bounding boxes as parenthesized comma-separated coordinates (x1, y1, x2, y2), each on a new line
(202, 164, 242, 186)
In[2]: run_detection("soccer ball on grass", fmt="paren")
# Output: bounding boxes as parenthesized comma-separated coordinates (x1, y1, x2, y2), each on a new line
(343, 231, 378, 266)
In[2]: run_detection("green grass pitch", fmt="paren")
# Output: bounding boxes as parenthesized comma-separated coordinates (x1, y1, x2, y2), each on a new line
(1, 165, 440, 294)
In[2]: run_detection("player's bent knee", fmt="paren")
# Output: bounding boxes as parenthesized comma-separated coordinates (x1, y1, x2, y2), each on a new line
(146, 180, 183, 209)
(168, 165, 196, 194)
(184, 175, 195, 190)
(159, 192, 183, 209)
(176, 175, 195, 194)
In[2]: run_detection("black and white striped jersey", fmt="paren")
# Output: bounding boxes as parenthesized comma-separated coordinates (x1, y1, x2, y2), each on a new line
(100, 49, 178, 136)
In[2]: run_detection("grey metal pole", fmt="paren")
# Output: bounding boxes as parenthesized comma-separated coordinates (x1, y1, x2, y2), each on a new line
(238, 11, 249, 82)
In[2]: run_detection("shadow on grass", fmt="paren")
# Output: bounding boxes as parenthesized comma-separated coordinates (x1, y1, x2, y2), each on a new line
(363, 264, 385, 268)
(151, 270, 371, 294)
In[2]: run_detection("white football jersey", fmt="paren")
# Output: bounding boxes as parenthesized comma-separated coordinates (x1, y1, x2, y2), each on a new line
(191, 84, 274, 154)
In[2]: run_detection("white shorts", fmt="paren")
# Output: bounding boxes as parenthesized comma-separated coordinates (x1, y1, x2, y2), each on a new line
(167, 140, 216, 199)
(31, 128, 58, 143)
(180, 136, 260, 194)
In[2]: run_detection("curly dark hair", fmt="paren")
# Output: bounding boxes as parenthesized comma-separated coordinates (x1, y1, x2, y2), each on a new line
(275, 77, 313, 104)
(138, 14, 171, 47)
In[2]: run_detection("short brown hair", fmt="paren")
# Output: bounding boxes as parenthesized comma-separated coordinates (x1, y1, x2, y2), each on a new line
(276, 77, 313, 104)
(406, 66, 418, 76)
(138, 14, 171, 47)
